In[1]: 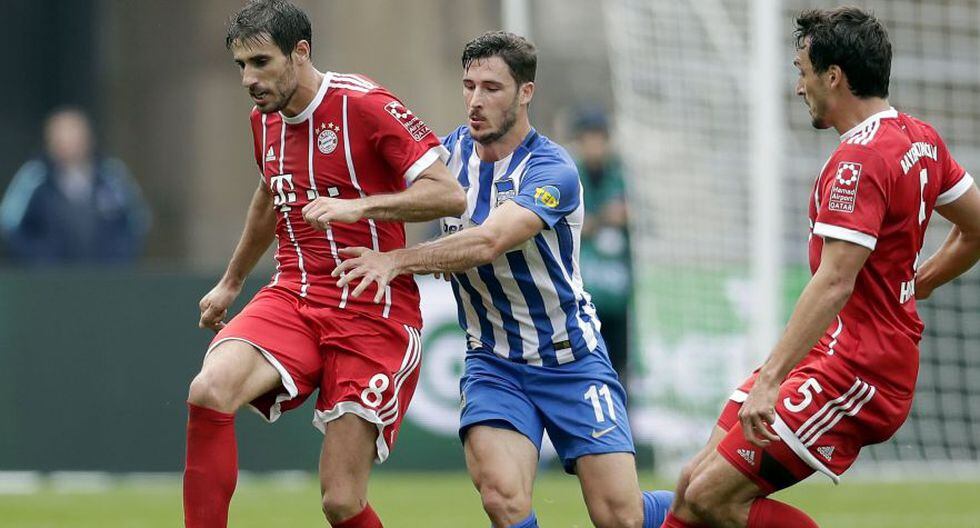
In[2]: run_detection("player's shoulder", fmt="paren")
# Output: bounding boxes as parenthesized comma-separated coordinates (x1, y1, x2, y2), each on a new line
(441, 125, 470, 156)
(525, 132, 577, 174)
(525, 131, 579, 181)
(326, 72, 385, 98)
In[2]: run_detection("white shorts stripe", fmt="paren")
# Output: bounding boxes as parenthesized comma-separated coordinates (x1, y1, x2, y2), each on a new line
(803, 385, 876, 447)
(376, 326, 419, 416)
(795, 378, 864, 437)
(378, 327, 422, 425)
(799, 381, 870, 443)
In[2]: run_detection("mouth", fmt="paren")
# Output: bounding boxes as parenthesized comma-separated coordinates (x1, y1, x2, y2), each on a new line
(468, 115, 485, 127)
(251, 91, 270, 104)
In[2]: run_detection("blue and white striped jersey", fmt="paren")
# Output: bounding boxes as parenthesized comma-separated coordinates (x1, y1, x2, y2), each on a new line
(440, 126, 602, 366)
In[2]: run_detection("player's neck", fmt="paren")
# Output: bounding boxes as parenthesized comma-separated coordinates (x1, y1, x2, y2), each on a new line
(475, 118, 532, 162)
(281, 67, 324, 118)
(832, 97, 891, 136)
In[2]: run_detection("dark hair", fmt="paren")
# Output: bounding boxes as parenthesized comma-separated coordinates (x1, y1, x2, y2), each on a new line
(795, 7, 891, 98)
(226, 0, 312, 57)
(461, 31, 537, 85)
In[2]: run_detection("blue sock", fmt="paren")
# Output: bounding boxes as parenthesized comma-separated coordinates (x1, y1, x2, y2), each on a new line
(506, 510, 538, 528)
(642, 490, 674, 528)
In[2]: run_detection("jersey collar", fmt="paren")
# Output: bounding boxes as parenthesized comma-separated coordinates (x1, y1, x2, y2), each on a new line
(281, 71, 333, 125)
(839, 106, 898, 143)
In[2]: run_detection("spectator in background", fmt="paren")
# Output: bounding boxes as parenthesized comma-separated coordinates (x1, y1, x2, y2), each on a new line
(573, 108, 633, 388)
(0, 107, 149, 265)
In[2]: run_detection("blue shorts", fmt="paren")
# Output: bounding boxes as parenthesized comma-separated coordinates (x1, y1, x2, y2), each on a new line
(458, 346, 635, 474)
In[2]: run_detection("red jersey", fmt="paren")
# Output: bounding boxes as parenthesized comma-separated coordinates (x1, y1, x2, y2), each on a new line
(808, 108, 973, 396)
(248, 72, 448, 327)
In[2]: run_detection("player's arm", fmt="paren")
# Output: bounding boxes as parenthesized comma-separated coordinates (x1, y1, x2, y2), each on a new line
(301, 160, 465, 225)
(199, 182, 276, 331)
(916, 185, 980, 299)
(740, 238, 871, 447)
(332, 201, 544, 302)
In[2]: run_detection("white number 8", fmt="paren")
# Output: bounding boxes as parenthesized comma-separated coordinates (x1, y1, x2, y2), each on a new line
(360, 374, 390, 408)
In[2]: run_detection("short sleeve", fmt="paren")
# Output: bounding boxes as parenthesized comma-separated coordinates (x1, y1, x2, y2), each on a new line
(513, 156, 582, 228)
(812, 146, 889, 251)
(353, 91, 449, 182)
(935, 138, 973, 206)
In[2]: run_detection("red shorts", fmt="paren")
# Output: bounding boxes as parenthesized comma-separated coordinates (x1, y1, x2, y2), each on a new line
(207, 287, 422, 463)
(715, 353, 912, 493)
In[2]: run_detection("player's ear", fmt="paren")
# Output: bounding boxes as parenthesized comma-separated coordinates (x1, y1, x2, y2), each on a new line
(292, 40, 311, 64)
(519, 81, 535, 106)
(826, 64, 843, 90)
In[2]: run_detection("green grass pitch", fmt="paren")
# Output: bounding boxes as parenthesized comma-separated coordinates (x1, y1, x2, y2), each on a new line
(1, 471, 979, 527)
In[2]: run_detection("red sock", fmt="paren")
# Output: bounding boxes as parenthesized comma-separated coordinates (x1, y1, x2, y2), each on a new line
(183, 402, 238, 528)
(332, 503, 383, 528)
(661, 511, 709, 528)
(748, 498, 818, 528)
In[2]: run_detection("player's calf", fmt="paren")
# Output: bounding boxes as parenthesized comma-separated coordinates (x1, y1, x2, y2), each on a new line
(319, 414, 378, 524)
(577, 453, 645, 528)
(474, 475, 533, 526)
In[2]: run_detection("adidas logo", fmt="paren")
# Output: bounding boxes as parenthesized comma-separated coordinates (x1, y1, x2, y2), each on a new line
(817, 446, 835, 461)
(737, 448, 756, 466)
(266, 146, 276, 162)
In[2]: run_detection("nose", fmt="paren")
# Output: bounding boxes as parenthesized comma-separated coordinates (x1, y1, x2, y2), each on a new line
(241, 66, 258, 89)
(468, 87, 486, 110)
(795, 79, 805, 97)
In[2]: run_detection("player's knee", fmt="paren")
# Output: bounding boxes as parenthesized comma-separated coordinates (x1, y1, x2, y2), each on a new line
(321, 490, 364, 524)
(683, 474, 725, 523)
(187, 371, 238, 413)
(477, 479, 531, 524)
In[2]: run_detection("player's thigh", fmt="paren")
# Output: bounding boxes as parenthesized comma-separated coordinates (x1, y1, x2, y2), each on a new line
(671, 424, 728, 507)
(191, 339, 281, 410)
(458, 351, 546, 454)
(575, 452, 644, 522)
(313, 312, 422, 463)
(526, 352, 635, 474)
(685, 447, 763, 523)
(464, 424, 539, 499)
(195, 288, 321, 416)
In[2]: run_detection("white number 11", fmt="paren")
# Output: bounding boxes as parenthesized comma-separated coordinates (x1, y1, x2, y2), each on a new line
(584, 384, 617, 423)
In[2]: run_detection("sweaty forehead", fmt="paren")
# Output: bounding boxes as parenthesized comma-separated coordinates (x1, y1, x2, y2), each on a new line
(231, 34, 281, 59)
(464, 57, 514, 83)
(794, 44, 811, 67)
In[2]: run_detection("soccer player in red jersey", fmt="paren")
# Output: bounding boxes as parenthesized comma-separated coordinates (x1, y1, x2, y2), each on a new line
(663, 7, 980, 528)
(182, 2, 465, 527)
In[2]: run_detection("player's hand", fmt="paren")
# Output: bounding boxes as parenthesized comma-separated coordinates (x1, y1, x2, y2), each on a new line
(302, 197, 365, 229)
(432, 271, 452, 282)
(198, 281, 241, 332)
(739, 380, 782, 448)
(333, 247, 399, 303)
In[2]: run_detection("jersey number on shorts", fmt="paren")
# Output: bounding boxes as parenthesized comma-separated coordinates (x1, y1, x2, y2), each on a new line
(584, 384, 617, 423)
(360, 374, 390, 408)
(783, 377, 823, 413)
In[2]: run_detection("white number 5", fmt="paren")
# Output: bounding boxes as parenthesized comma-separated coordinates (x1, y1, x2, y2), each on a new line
(783, 378, 823, 413)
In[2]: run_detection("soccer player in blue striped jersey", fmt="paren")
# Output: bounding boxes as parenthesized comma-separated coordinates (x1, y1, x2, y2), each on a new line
(334, 31, 672, 528)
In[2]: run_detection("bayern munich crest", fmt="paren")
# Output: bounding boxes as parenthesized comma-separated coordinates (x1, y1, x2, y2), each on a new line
(317, 122, 340, 155)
